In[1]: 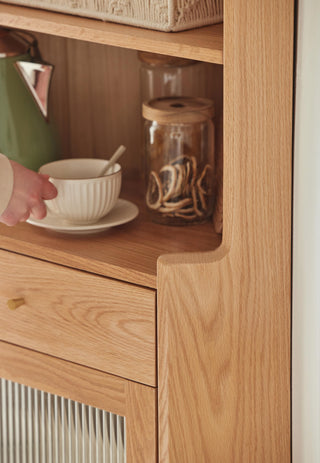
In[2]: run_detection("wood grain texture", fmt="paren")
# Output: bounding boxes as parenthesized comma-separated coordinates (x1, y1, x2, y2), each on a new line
(0, 340, 127, 415)
(0, 25, 223, 290)
(212, 113, 223, 234)
(0, 180, 222, 289)
(158, 0, 293, 461)
(0, 0, 293, 461)
(0, 341, 157, 462)
(36, 33, 223, 178)
(0, 4, 223, 64)
(0, 250, 156, 386)
(44, 36, 141, 170)
(126, 381, 157, 463)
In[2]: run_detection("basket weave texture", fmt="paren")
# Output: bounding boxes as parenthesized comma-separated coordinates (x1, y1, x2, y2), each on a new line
(7, 0, 223, 31)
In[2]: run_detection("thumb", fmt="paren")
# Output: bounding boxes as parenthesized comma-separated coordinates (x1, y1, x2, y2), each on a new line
(40, 176, 58, 200)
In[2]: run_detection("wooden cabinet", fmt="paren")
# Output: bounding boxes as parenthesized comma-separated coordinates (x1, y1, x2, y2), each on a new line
(0, 1, 294, 461)
(0, 250, 156, 385)
(0, 341, 157, 462)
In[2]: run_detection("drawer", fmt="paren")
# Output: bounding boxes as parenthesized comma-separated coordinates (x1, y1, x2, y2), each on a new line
(0, 250, 156, 386)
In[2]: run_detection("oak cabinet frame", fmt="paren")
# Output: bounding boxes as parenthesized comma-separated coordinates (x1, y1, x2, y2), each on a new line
(0, 0, 294, 461)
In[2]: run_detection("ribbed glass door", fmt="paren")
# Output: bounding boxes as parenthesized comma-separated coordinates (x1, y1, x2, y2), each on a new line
(0, 378, 126, 463)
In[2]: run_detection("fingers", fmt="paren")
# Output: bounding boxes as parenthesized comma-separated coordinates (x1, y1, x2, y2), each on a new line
(30, 200, 47, 220)
(1, 199, 47, 226)
(19, 211, 31, 223)
(31, 176, 56, 218)
(0, 165, 58, 226)
(39, 175, 57, 200)
(39, 173, 50, 180)
(0, 206, 30, 226)
(0, 210, 20, 227)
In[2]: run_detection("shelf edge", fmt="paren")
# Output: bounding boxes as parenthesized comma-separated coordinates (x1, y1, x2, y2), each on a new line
(0, 3, 223, 64)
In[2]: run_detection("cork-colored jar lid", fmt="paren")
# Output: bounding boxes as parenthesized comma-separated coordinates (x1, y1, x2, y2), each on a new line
(142, 97, 215, 124)
(0, 28, 28, 57)
(138, 51, 197, 67)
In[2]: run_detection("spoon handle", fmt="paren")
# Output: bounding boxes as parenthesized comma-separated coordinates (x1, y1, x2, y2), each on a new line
(100, 145, 126, 176)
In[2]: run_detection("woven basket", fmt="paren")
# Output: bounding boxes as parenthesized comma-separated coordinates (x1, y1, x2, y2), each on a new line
(7, 0, 223, 32)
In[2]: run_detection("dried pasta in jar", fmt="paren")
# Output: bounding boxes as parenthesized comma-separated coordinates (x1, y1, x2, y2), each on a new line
(142, 97, 215, 225)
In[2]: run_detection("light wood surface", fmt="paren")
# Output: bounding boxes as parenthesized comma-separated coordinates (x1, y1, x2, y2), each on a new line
(0, 340, 127, 415)
(158, 0, 293, 461)
(0, 0, 294, 461)
(0, 341, 157, 463)
(0, 3, 223, 64)
(0, 249, 156, 386)
(126, 381, 158, 463)
(0, 180, 222, 289)
(35, 33, 223, 178)
(39, 34, 141, 172)
(212, 113, 223, 233)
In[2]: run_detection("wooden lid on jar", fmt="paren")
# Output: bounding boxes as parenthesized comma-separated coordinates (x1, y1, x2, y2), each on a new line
(138, 51, 197, 67)
(142, 97, 215, 124)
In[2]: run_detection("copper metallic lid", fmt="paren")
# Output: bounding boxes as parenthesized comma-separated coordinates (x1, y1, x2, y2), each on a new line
(0, 28, 29, 58)
(138, 51, 197, 67)
(142, 97, 215, 124)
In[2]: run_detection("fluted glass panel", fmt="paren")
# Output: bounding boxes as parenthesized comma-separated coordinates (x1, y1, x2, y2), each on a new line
(0, 378, 126, 463)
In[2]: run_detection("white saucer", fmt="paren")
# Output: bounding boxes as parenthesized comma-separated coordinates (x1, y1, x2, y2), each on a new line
(27, 199, 139, 235)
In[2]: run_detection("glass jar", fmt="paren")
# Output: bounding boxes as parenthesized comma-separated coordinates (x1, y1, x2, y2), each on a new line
(143, 97, 215, 226)
(138, 51, 207, 102)
(138, 51, 209, 180)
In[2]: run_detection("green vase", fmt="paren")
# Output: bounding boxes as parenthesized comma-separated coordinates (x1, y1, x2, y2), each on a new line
(0, 29, 59, 171)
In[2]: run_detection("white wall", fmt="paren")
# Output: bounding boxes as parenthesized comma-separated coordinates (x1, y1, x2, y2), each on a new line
(292, 0, 320, 461)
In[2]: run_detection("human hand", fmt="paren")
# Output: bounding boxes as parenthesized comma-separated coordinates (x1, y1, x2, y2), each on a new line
(0, 160, 57, 226)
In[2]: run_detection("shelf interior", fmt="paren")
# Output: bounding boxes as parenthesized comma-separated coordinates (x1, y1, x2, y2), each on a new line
(0, 3, 223, 64)
(0, 179, 222, 289)
(0, 3, 223, 289)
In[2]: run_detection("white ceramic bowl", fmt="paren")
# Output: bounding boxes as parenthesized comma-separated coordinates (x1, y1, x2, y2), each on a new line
(39, 158, 122, 224)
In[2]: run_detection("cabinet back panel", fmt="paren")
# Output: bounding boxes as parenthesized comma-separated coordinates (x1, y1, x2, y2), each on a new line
(37, 33, 223, 180)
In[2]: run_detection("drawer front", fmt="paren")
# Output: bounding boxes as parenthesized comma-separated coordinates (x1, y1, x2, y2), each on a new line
(0, 250, 156, 386)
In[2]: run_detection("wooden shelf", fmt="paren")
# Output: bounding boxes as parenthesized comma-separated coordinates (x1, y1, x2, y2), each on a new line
(0, 3, 223, 64)
(0, 180, 222, 289)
